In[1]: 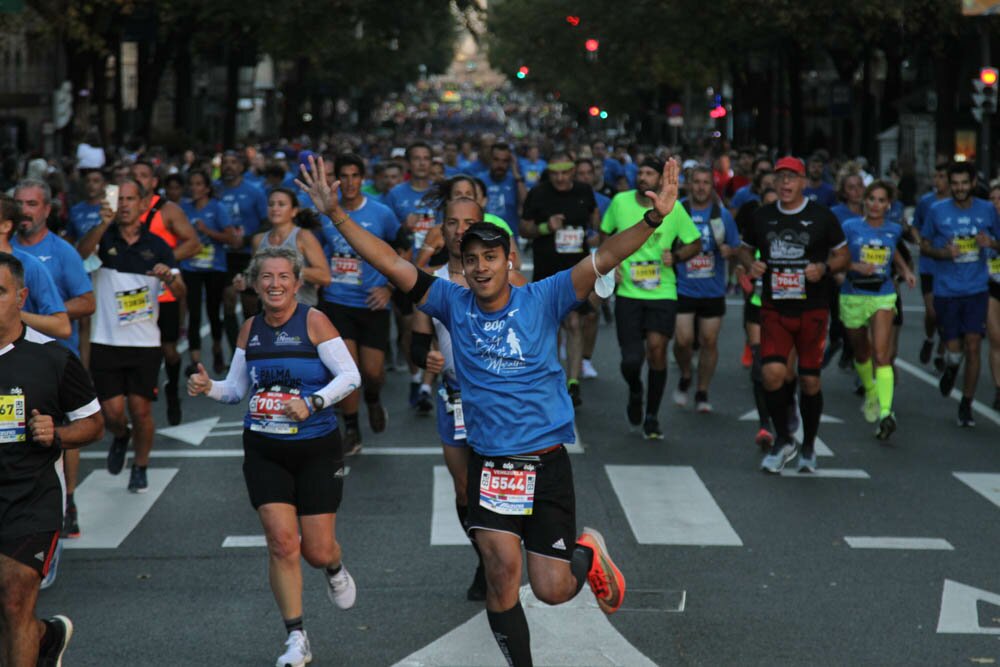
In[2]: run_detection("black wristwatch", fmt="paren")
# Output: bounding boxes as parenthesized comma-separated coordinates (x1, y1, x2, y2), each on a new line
(309, 394, 325, 412)
(643, 209, 663, 228)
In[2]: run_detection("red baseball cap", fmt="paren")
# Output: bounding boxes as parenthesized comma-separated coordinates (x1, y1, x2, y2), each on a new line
(774, 156, 805, 175)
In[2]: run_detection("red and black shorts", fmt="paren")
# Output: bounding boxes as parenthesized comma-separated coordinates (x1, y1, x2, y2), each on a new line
(760, 306, 829, 376)
(0, 530, 59, 578)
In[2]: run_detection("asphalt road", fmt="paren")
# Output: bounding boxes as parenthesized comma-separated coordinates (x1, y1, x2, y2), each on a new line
(37, 287, 1000, 666)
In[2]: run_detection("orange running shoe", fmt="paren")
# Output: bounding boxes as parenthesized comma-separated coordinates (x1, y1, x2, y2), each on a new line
(576, 527, 625, 614)
(741, 343, 753, 368)
(755, 428, 774, 451)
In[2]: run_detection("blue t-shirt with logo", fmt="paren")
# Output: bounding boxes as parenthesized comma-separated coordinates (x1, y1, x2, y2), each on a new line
(519, 158, 547, 188)
(676, 203, 741, 298)
(840, 218, 903, 297)
(804, 182, 837, 208)
(476, 171, 520, 238)
(921, 198, 1000, 297)
(418, 270, 580, 456)
(180, 198, 232, 273)
(68, 202, 103, 241)
(216, 179, 268, 252)
(12, 239, 84, 354)
(384, 181, 436, 249)
(320, 197, 400, 309)
(914, 191, 947, 276)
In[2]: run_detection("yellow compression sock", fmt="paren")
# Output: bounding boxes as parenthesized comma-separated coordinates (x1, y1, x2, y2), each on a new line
(854, 358, 875, 394)
(875, 365, 894, 418)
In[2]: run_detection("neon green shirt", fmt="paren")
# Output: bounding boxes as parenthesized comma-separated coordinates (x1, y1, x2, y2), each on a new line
(600, 190, 700, 300)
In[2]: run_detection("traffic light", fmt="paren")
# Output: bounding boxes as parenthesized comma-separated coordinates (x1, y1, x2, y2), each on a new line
(588, 106, 600, 117)
(516, 65, 529, 79)
(565, 15, 580, 26)
(584, 38, 599, 52)
(972, 66, 998, 122)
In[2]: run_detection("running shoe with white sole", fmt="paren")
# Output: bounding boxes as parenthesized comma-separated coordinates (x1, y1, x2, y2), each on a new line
(626, 391, 643, 427)
(761, 440, 797, 474)
(876, 413, 896, 441)
(276, 630, 311, 667)
(326, 565, 357, 610)
(581, 359, 599, 379)
(672, 386, 688, 407)
(797, 450, 817, 473)
(37, 615, 73, 666)
(576, 527, 625, 614)
(642, 417, 664, 440)
(862, 392, 879, 423)
(40, 540, 62, 590)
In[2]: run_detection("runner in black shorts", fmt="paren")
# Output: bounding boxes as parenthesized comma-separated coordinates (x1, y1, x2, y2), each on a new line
(0, 252, 104, 667)
(740, 157, 849, 474)
(188, 245, 361, 667)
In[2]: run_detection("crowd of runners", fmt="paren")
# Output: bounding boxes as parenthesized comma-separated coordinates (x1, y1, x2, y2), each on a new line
(1, 128, 999, 667)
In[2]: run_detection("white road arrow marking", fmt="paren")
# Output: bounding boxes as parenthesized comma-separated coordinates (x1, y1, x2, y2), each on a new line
(64, 469, 178, 549)
(844, 536, 953, 550)
(394, 585, 657, 666)
(937, 579, 1000, 634)
(222, 535, 267, 548)
(431, 466, 468, 545)
(155, 417, 219, 446)
(606, 465, 742, 546)
(954, 472, 1000, 510)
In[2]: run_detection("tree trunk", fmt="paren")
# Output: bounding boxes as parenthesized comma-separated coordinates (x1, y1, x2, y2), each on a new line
(787, 42, 804, 153)
(136, 36, 173, 143)
(223, 44, 240, 148)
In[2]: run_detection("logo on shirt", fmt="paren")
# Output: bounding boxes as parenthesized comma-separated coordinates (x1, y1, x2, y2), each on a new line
(8, 386, 23, 395)
(38, 255, 52, 262)
(800, 220, 813, 227)
(273, 331, 302, 346)
(248, 334, 261, 347)
(140, 249, 154, 261)
(472, 322, 527, 375)
(766, 231, 809, 261)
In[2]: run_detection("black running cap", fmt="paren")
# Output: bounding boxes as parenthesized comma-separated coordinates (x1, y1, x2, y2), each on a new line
(460, 222, 511, 256)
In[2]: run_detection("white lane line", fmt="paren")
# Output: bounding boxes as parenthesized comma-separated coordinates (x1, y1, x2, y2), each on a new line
(779, 468, 870, 479)
(394, 584, 658, 666)
(222, 535, 267, 548)
(844, 536, 954, 550)
(64, 469, 178, 549)
(205, 430, 243, 437)
(431, 466, 468, 545)
(216, 421, 243, 427)
(606, 465, 743, 546)
(953, 472, 1000, 510)
(937, 579, 1000, 634)
(895, 358, 1000, 427)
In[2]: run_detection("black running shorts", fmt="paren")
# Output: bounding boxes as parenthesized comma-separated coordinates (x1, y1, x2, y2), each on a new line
(90, 344, 163, 401)
(0, 530, 59, 577)
(242, 429, 345, 515)
(677, 295, 726, 319)
(920, 273, 934, 296)
(615, 295, 677, 340)
(466, 446, 576, 562)
(319, 301, 391, 353)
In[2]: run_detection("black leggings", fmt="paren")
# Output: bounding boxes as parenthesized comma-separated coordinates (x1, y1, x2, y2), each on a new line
(183, 270, 227, 351)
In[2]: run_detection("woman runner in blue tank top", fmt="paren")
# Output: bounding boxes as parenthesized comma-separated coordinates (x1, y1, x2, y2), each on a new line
(187, 245, 360, 667)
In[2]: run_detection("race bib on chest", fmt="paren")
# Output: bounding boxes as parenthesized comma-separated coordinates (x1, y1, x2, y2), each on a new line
(413, 214, 435, 250)
(771, 269, 806, 299)
(116, 287, 154, 325)
(555, 228, 585, 254)
(190, 243, 215, 269)
(331, 255, 362, 286)
(629, 261, 661, 290)
(860, 245, 889, 272)
(479, 464, 536, 515)
(248, 388, 299, 434)
(0, 393, 27, 444)
(954, 236, 979, 263)
(685, 253, 716, 279)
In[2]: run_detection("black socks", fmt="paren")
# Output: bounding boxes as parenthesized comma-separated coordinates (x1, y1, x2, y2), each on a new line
(799, 390, 823, 454)
(647, 368, 667, 416)
(283, 616, 303, 635)
(487, 602, 533, 667)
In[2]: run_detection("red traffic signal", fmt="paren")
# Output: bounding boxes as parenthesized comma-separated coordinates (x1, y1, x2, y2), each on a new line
(565, 15, 580, 26)
(588, 106, 600, 117)
(980, 67, 999, 87)
(709, 106, 727, 119)
(585, 39, 599, 52)
(517, 66, 529, 79)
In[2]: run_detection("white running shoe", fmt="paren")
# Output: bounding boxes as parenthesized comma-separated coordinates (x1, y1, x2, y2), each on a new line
(326, 565, 357, 610)
(695, 400, 712, 414)
(276, 630, 311, 667)
(672, 388, 688, 407)
(862, 392, 879, 424)
(581, 359, 599, 379)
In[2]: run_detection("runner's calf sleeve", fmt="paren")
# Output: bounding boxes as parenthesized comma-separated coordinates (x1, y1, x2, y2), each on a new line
(764, 388, 792, 441)
(875, 366, 894, 417)
(487, 602, 533, 667)
(571, 543, 595, 595)
(799, 391, 823, 452)
(619, 360, 643, 394)
(646, 368, 667, 416)
(165, 360, 180, 391)
(363, 387, 381, 404)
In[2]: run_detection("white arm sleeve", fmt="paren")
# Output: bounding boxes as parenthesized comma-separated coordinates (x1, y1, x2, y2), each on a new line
(207, 348, 251, 404)
(313, 337, 361, 406)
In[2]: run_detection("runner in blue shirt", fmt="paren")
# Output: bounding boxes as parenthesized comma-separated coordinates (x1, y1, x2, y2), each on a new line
(728, 157, 773, 215)
(920, 162, 1000, 426)
(317, 153, 401, 456)
(674, 166, 741, 412)
(988, 183, 1000, 410)
(298, 154, 672, 667)
(830, 172, 865, 224)
(67, 169, 106, 244)
(840, 181, 917, 440)
(217, 150, 268, 347)
(804, 155, 837, 207)
(475, 142, 525, 238)
(913, 162, 951, 368)
(180, 169, 235, 376)
(518, 144, 547, 189)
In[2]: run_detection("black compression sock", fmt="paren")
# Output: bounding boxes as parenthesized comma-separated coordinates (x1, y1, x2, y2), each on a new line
(283, 616, 304, 635)
(343, 412, 359, 430)
(620, 362, 643, 395)
(325, 564, 342, 577)
(647, 368, 667, 415)
(363, 388, 381, 404)
(764, 387, 792, 442)
(799, 391, 823, 454)
(677, 376, 692, 392)
(165, 360, 181, 394)
(66, 492, 74, 507)
(487, 602, 533, 667)
(752, 379, 771, 429)
(38, 619, 55, 653)
(694, 390, 708, 403)
(570, 542, 594, 596)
